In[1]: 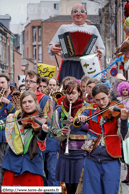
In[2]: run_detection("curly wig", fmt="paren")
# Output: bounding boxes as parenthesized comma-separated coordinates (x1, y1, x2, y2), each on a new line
(117, 81, 129, 96)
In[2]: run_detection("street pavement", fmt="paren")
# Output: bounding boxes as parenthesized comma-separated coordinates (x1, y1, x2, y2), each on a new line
(121, 162, 129, 194)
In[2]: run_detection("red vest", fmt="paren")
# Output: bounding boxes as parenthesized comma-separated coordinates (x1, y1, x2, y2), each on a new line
(88, 109, 121, 158)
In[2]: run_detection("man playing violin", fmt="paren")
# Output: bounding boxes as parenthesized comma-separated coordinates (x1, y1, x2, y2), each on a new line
(0, 73, 15, 189)
(74, 83, 128, 194)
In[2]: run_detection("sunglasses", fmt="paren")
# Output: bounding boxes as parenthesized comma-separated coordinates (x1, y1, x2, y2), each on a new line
(72, 9, 87, 14)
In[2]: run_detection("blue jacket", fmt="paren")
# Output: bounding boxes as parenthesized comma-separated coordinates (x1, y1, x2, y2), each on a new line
(39, 94, 50, 111)
(0, 94, 15, 142)
(2, 147, 44, 176)
(39, 94, 60, 153)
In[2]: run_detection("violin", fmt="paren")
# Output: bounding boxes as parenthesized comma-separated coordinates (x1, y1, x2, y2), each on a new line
(76, 101, 125, 125)
(21, 111, 57, 136)
(21, 111, 47, 131)
(101, 101, 125, 120)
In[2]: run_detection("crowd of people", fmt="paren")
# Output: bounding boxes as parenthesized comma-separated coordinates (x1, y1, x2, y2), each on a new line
(0, 70, 128, 194)
(0, 3, 129, 194)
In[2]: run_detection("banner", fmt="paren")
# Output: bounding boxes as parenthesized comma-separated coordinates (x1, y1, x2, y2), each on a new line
(80, 54, 101, 80)
(37, 63, 56, 78)
(18, 75, 25, 86)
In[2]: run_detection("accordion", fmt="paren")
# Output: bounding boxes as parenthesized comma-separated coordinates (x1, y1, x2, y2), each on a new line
(58, 31, 98, 58)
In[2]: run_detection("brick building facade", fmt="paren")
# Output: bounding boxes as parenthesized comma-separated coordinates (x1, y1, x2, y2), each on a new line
(23, 20, 42, 66)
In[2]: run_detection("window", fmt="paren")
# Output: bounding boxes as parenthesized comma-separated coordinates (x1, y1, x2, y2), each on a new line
(27, 48, 29, 58)
(38, 27, 41, 42)
(27, 31, 28, 40)
(82, 3, 86, 10)
(23, 49, 25, 58)
(33, 27, 36, 42)
(54, 3, 59, 10)
(33, 46, 36, 60)
(0, 36, 6, 64)
(22, 31, 25, 44)
(38, 45, 42, 61)
(4, 41, 6, 64)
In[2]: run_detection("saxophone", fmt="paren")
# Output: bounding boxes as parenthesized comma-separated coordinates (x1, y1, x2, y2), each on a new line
(64, 100, 72, 155)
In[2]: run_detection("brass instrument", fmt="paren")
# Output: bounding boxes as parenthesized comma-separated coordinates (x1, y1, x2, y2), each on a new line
(48, 89, 53, 101)
(46, 87, 64, 103)
(49, 89, 53, 97)
(10, 91, 21, 110)
(21, 88, 29, 93)
(64, 100, 72, 155)
(52, 85, 64, 102)
(0, 88, 5, 109)
(52, 91, 64, 101)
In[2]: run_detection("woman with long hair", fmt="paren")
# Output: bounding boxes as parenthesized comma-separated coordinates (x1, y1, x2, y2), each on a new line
(76, 83, 128, 194)
(1, 90, 48, 192)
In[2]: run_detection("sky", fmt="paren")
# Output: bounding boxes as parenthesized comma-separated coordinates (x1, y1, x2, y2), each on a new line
(0, 0, 106, 24)
(0, 0, 59, 24)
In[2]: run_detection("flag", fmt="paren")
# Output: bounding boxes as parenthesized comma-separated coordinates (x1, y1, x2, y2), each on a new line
(37, 63, 56, 78)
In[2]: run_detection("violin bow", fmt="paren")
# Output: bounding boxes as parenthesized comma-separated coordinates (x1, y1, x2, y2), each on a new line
(0, 96, 129, 127)
(77, 96, 129, 123)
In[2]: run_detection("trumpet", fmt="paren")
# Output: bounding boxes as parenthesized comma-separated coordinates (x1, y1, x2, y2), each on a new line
(0, 88, 5, 109)
(65, 100, 72, 155)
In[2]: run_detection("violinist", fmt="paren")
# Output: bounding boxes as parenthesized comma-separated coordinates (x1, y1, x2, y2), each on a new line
(51, 80, 88, 194)
(75, 83, 128, 194)
(1, 90, 48, 190)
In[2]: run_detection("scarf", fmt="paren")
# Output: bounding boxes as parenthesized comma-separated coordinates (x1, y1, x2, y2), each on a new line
(63, 97, 83, 117)
(36, 90, 44, 102)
